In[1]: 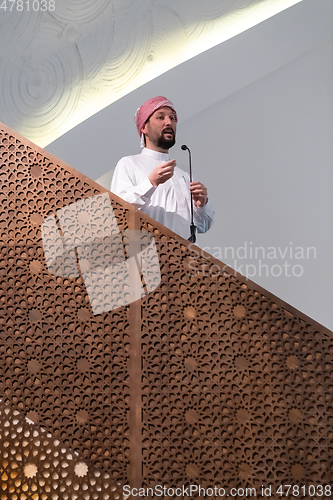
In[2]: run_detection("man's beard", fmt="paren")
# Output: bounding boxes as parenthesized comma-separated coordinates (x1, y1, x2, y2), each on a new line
(156, 130, 176, 150)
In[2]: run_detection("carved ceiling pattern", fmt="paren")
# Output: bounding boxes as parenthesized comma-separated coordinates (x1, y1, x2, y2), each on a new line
(0, 121, 332, 498)
(0, 0, 302, 146)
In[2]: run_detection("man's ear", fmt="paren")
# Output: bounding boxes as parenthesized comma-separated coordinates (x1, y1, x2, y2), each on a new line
(141, 122, 148, 135)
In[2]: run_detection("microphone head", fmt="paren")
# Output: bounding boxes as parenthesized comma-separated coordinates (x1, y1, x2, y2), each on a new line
(181, 144, 188, 151)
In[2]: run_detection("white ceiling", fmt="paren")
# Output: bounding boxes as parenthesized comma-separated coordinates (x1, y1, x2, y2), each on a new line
(0, 0, 301, 146)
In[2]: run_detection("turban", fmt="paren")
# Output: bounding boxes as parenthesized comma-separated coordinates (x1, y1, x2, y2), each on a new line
(134, 96, 178, 137)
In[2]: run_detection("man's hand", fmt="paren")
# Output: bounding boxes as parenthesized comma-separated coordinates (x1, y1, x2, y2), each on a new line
(190, 182, 208, 207)
(148, 160, 176, 186)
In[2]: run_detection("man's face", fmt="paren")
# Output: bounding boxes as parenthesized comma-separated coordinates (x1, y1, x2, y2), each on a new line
(142, 106, 177, 152)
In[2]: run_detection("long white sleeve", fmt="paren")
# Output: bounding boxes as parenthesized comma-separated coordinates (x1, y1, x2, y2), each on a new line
(111, 156, 156, 208)
(194, 199, 215, 233)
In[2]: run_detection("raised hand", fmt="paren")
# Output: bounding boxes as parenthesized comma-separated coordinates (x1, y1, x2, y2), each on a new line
(148, 160, 176, 186)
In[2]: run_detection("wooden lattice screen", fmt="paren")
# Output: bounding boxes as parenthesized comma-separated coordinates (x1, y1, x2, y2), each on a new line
(0, 122, 332, 500)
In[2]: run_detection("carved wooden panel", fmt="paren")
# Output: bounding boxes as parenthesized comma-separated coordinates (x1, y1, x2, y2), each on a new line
(0, 122, 332, 499)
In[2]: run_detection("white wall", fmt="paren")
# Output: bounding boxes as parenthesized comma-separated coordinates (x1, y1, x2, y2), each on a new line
(181, 40, 333, 331)
(46, 0, 333, 330)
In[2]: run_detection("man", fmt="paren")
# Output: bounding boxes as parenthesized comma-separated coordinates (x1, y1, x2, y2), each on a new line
(111, 96, 214, 240)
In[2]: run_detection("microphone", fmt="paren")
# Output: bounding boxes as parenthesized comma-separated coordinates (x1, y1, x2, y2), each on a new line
(181, 144, 197, 243)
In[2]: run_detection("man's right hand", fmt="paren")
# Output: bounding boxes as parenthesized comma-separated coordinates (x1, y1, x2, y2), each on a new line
(148, 160, 176, 186)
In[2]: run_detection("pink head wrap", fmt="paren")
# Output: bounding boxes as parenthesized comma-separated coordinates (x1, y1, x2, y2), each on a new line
(134, 96, 178, 138)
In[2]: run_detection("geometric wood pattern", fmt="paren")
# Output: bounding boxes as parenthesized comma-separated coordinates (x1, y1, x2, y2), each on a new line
(0, 122, 332, 498)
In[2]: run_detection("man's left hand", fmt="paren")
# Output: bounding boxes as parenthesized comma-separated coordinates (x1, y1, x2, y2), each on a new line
(190, 182, 208, 207)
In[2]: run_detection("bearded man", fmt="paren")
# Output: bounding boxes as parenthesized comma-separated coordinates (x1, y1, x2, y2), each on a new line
(111, 96, 214, 240)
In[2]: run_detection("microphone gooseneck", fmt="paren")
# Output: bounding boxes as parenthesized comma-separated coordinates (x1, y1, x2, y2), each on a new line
(181, 144, 197, 244)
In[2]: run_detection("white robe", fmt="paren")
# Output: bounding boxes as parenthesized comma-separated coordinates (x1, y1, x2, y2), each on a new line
(111, 148, 214, 240)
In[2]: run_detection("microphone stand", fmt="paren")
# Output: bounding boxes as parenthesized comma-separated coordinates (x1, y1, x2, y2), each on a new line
(181, 145, 197, 243)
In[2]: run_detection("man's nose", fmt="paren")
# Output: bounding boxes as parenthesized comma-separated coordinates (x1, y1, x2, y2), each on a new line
(164, 116, 172, 126)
